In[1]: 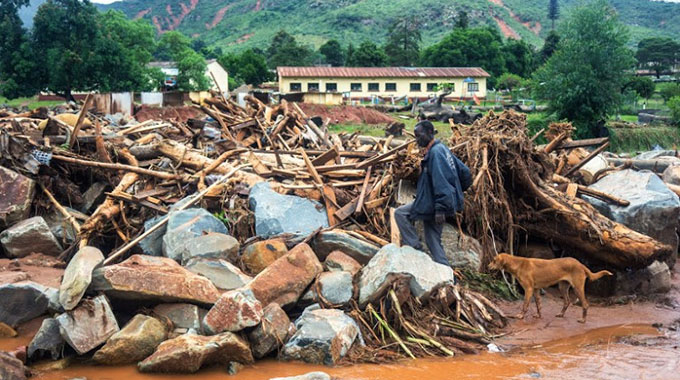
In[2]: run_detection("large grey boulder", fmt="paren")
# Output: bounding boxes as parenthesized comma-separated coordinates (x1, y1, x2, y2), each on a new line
(139, 215, 165, 256)
(249, 182, 328, 238)
(584, 169, 680, 267)
(59, 246, 104, 310)
(280, 308, 361, 365)
(185, 258, 252, 290)
(635, 150, 679, 161)
(317, 271, 353, 306)
(358, 244, 455, 305)
(179, 233, 240, 265)
(0, 282, 50, 327)
(0, 216, 63, 257)
(0, 166, 35, 230)
(153, 303, 206, 331)
(248, 303, 295, 359)
(311, 230, 380, 264)
(93, 314, 168, 365)
(28, 318, 65, 361)
(162, 208, 228, 262)
(662, 164, 680, 186)
(80, 182, 108, 214)
(416, 222, 482, 271)
(56, 295, 120, 355)
(615, 260, 671, 295)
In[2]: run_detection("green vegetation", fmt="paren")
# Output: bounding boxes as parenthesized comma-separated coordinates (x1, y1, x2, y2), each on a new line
(635, 37, 680, 78)
(669, 96, 680, 126)
(659, 83, 680, 103)
(383, 16, 421, 67)
(608, 125, 680, 153)
(346, 41, 388, 67)
(458, 268, 520, 301)
(0, 96, 64, 109)
(319, 39, 344, 67)
(218, 49, 271, 87)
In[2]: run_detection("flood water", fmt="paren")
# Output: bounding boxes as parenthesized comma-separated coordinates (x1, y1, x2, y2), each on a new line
(4, 323, 679, 380)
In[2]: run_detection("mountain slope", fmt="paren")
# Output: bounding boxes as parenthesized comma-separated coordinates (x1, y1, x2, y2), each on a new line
(96, 0, 680, 51)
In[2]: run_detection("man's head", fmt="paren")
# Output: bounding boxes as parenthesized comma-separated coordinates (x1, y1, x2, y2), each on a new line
(414, 120, 436, 147)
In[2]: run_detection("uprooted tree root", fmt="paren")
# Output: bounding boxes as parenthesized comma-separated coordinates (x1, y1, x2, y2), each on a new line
(341, 276, 507, 363)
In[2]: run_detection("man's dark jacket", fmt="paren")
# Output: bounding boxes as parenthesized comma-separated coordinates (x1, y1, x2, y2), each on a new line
(410, 140, 472, 220)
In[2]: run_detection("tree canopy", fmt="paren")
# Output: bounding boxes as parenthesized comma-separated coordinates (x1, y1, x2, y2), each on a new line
(548, 0, 559, 30)
(502, 39, 537, 78)
(534, 0, 634, 138)
(218, 49, 271, 87)
(346, 41, 388, 67)
(266, 30, 312, 68)
(0, 0, 39, 98)
(540, 30, 560, 62)
(319, 39, 345, 67)
(383, 17, 421, 66)
(635, 37, 680, 78)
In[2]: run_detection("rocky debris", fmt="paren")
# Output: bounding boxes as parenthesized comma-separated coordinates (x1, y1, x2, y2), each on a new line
(270, 372, 331, 380)
(241, 239, 289, 274)
(162, 208, 229, 262)
(0, 216, 63, 258)
(203, 289, 263, 334)
(93, 314, 168, 365)
(179, 233, 240, 265)
(27, 318, 65, 361)
(227, 361, 245, 375)
(0, 166, 35, 230)
(317, 271, 353, 305)
(44, 207, 84, 246)
(59, 246, 104, 310)
(138, 332, 253, 373)
(90, 255, 221, 305)
(185, 258, 252, 290)
(416, 222, 482, 271)
(0, 351, 27, 380)
(249, 182, 329, 238)
(56, 295, 120, 355)
(0, 282, 50, 327)
(248, 303, 295, 359)
(139, 215, 165, 256)
(153, 303, 205, 331)
(358, 244, 454, 305)
(584, 169, 680, 267)
(616, 260, 671, 295)
(311, 230, 379, 264)
(323, 250, 362, 276)
(280, 308, 361, 365)
(246, 243, 323, 307)
(80, 182, 108, 214)
(0, 322, 18, 338)
(45, 287, 64, 314)
(0, 271, 29, 285)
(30, 357, 72, 371)
(662, 164, 680, 186)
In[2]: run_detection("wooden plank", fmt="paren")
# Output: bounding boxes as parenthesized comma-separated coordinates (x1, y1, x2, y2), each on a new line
(335, 197, 359, 221)
(322, 185, 338, 226)
(355, 140, 414, 169)
(354, 166, 372, 216)
(311, 147, 339, 166)
(364, 196, 387, 210)
(299, 148, 323, 184)
(577, 185, 630, 207)
(390, 207, 400, 246)
(556, 137, 609, 150)
(566, 183, 578, 198)
(543, 132, 568, 154)
(248, 151, 271, 176)
(564, 142, 610, 177)
(354, 230, 389, 247)
(68, 93, 94, 149)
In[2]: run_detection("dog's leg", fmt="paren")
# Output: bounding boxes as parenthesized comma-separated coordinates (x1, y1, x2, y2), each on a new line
(533, 288, 542, 318)
(556, 281, 571, 318)
(516, 286, 533, 320)
(573, 281, 589, 323)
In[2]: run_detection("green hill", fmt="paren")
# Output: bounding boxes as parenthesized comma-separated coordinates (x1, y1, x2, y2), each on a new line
(100, 0, 680, 52)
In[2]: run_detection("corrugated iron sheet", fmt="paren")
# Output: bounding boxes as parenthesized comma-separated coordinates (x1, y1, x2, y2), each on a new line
(277, 66, 490, 78)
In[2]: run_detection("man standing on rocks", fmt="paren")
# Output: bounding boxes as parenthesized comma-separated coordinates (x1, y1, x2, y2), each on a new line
(394, 121, 472, 266)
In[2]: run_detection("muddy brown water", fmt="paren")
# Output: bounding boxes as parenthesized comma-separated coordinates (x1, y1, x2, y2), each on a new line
(3, 323, 678, 380)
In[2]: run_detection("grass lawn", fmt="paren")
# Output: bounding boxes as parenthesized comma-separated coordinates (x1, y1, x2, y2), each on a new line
(328, 112, 452, 140)
(0, 96, 64, 109)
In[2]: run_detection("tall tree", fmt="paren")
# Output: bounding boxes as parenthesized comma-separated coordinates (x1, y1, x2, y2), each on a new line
(319, 39, 345, 66)
(345, 42, 355, 66)
(266, 30, 312, 68)
(636, 37, 680, 78)
(534, 0, 634, 138)
(347, 41, 388, 67)
(0, 0, 40, 98)
(548, 0, 559, 30)
(155, 31, 192, 61)
(219, 49, 271, 86)
(540, 30, 560, 62)
(175, 49, 209, 91)
(502, 39, 537, 78)
(455, 10, 469, 29)
(384, 16, 421, 66)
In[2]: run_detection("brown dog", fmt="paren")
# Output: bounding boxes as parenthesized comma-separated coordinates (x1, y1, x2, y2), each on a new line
(488, 253, 612, 323)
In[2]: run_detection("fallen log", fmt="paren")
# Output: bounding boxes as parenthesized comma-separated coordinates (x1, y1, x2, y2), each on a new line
(605, 158, 677, 173)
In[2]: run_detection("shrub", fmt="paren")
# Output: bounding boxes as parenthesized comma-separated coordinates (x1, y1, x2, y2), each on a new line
(658, 83, 680, 103)
(669, 96, 680, 125)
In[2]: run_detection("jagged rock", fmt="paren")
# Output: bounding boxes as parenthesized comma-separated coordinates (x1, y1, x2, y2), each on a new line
(44, 207, 85, 246)
(59, 246, 104, 310)
(317, 271, 353, 305)
(152, 303, 205, 331)
(323, 250, 362, 276)
(0, 217, 62, 258)
(242, 239, 289, 274)
(80, 182, 108, 214)
(27, 318, 65, 361)
(0, 322, 17, 338)
(0, 166, 35, 230)
(280, 308, 361, 365)
(179, 233, 240, 265)
(93, 314, 168, 365)
(663, 164, 680, 186)
(56, 295, 119, 355)
(185, 258, 252, 290)
(584, 169, 680, 267)
(270, 372, 331, 380)
(616, 260, 672, 295)
(246, 243, 323, 307)
(162, 208, 228, 262)
(249, 182, 329, 238)
(0, 282, 50, 327)
(635, 150, 680, 161)
(311, 230, 379, 264)
(416, 222, 482, 271)
(0, 351, 27, 380)
(227, 361, 245, 375)
(138, 332, 253, 373)
(358, 244, 455, 305)
(139, 215, 165, 256)
(45, 287, 64, 314)
(91, 255, 221, 305)
(248, 303, 295, 359)
(203, 289, 263, 334)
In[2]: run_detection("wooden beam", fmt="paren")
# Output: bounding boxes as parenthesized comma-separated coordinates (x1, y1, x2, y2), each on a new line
(556, 137, 609, 150)
(356, 140, 415, 169)
(311, 146, 339, 166)
(68, 93, 93, 149)
(390, 207, 400, 246)
(354, 166, 372, 216)
(564, 142, 610, 177)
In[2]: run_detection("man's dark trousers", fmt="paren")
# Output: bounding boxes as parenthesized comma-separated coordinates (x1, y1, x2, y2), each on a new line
(394, 202, 448, 266)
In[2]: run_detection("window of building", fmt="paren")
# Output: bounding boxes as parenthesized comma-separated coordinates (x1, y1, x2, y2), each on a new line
(326, 83, 337, 92)
(307, 82, 319, 92)
(448, 83, 455, 92)
(385, 83, 397, 92)
(467, 82, 479, 92)
(351, 83, 362, 92)
(290, 82, 302, 92)
(410, 83, 422, 92)
(426, 83, 438, 92)
(368, 82, 379, 92)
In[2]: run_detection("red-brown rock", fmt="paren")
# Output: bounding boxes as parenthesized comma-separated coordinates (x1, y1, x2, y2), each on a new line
(246, 243, 323, 307)
(0, 166, 35, 230)
(90, 255, 220, 305)
(203, 289, 263, 334)
(0, 351, 27, 380)
(324, 250, 362, 276)
(241, 239, 288, 274)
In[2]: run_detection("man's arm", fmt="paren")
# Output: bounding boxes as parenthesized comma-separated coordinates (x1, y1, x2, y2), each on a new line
(457, 157, 472, 192)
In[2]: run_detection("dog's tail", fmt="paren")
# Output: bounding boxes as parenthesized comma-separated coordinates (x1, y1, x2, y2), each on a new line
(585, 267, 613, 281)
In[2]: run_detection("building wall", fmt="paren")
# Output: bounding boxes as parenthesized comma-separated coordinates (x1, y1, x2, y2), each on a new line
(278, 76, 487, 98)
(206, 61, 229, 93)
